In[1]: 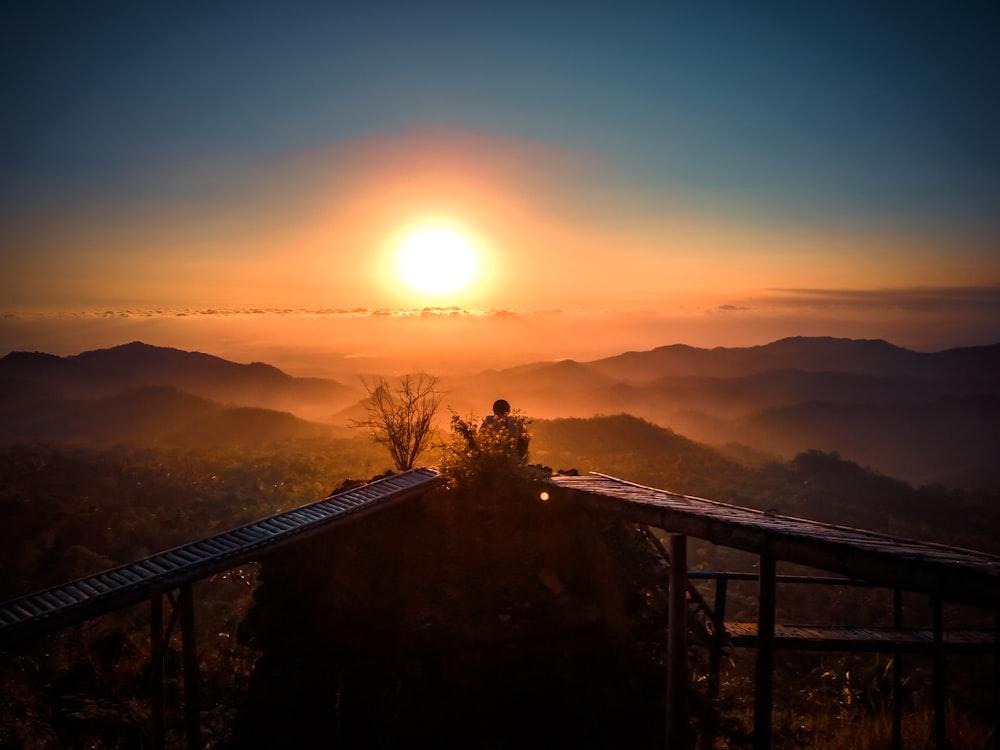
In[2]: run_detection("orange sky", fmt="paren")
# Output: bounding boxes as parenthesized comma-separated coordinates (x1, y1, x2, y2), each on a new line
(4, 4, 1000, 373)
(2, 129, 999, 372)
(5, 129, 997, 308)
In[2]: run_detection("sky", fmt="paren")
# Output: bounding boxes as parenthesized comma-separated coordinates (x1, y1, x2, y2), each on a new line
(1, 1, 998, 375)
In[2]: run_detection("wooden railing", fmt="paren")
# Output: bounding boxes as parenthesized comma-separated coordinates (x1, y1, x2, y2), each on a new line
(0, 468, 442, 750)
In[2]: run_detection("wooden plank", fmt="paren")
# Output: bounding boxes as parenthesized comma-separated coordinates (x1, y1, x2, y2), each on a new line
(548, 474, 1000, 611)
(724, 622, 996, 653)
(1, 468, 442, 648)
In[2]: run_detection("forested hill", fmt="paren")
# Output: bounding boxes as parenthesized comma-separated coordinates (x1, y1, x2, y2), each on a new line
(448, 337, 1000, 490)
(0, 341, 357, 421)
(3, 336, 999, 489)
(529, 414, 1000, 557)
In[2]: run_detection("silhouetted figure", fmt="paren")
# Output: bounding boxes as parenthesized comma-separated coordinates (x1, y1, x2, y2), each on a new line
(481, 398, 529, 460)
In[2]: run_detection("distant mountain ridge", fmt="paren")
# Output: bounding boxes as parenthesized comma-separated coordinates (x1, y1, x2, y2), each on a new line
(587, 336, 1000, 381)
(444, 336, 1000, 490)
(0, 342, 357, 449)
(2, 341, 357, 420)
(3, 336, 999, 490)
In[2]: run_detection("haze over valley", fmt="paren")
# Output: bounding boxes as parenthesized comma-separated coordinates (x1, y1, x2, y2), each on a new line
(3, 336, 997, 493)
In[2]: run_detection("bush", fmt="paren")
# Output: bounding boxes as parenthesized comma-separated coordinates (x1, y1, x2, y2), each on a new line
(438, 411, 535, 491)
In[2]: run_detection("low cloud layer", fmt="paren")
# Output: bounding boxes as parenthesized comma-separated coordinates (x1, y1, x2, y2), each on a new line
(3, 287, 997, 381)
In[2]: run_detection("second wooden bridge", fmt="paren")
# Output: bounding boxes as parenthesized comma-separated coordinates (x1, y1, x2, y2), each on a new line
(1, 468, 997, 749)
(547, 472, 1000, 750)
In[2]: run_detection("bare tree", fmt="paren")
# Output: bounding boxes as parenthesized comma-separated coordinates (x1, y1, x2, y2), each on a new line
(350, 373, 442, 471)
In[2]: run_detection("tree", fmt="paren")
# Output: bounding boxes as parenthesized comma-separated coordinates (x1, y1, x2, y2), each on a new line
(350, 374, 441, 471)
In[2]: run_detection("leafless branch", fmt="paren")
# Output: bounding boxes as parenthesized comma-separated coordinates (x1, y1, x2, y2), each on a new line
(349, 374, 442, 471)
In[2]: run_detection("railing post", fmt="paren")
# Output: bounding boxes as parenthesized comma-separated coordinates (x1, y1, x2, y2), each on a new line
(180, 584, 202, 750)
(709, 575, 728, 699)
(993, 613, 999, 750)
(932, 597, 947, 749)
(150, 593, 166, 750)
(892, 587, 903, 750)
(754, 554, 776, 750)
(666, 533, 688, 748)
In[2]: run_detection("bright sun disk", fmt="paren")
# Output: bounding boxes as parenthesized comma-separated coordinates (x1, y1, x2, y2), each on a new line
(396, 226, 479, 296)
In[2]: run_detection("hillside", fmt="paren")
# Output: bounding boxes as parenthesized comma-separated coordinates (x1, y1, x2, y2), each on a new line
(448, 337, 1000, 490)
(4, 336, 999, 490)
(1, 342, 357, 421)
(528, 414, 1000, 555)
(0, 385, 340, 449)
(1, 412, 997, 747)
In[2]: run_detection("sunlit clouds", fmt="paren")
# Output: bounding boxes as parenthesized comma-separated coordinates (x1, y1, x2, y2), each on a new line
(3, 285, 998, 381)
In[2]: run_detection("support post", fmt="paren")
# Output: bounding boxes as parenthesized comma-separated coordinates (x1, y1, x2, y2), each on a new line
(993, 614, 999, 750)
(150, 593, 166, 750)
(709, 576, 728, 699)
(753, 554, 776, 750)
(180, 584, 202, 750)
(666, 533, 688, 748)
(703, 575, 728, 750)
(932, 597, 947, 749)
(892, 587, 903, 750)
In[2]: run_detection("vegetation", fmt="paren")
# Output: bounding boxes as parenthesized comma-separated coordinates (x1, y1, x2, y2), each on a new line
(437, 410, 534, 489)
(349, 374, 441, 471)
(0, 410, 997, 748)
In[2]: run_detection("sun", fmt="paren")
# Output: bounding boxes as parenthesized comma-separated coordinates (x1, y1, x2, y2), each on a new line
(395, 226, 480, 296)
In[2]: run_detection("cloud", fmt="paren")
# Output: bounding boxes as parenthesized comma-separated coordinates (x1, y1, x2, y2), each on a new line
(0, 306, 573, 322)
(761, 286, 1000, 313)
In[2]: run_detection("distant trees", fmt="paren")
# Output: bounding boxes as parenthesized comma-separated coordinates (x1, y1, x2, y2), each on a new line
(351, 374, 442, 471)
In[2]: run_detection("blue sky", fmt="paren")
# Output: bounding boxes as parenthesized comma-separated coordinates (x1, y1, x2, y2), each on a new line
(4, 2, 996, 220)
(1, 1, 998, 361)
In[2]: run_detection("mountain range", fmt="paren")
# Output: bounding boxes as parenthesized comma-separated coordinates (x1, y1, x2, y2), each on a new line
(2, 337, 998, 489)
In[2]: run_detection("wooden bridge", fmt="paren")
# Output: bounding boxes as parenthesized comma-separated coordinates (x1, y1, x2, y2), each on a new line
(1, 468, 998, 749)
(548, 473, 1000, 750)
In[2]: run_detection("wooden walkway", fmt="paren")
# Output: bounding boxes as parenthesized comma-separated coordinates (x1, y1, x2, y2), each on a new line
(2, 467, 996, 749)
(0, 468, 441, 648)
(547, 472, 1000, 610)
(547, 472, 1000, 750)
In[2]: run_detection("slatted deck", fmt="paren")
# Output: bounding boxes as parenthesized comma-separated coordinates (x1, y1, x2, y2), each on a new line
(0, 468, 441, 647)
(722, 622, 996, 654)
(547, 473, 1000, 611)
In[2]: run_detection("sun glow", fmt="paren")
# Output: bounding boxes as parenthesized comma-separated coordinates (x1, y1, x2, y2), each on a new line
(395, 226, 481, 296)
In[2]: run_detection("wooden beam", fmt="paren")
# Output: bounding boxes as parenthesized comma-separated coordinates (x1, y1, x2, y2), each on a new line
(993, 614, 999, 750)
(666, 533, 688, 748)
(709, 576, 728, 699)
(754, 554, 776, 750)
(933, 598, 947, 749)
(150, 593, 166, 750)
(180, 584, 202, 750)
(892, 588, 903, 750)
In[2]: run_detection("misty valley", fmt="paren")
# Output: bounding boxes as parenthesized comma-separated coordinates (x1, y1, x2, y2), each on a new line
(1, 337, 998, 749)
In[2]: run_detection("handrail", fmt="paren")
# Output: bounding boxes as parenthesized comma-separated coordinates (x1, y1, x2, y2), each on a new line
(0, 468, 442, 648)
